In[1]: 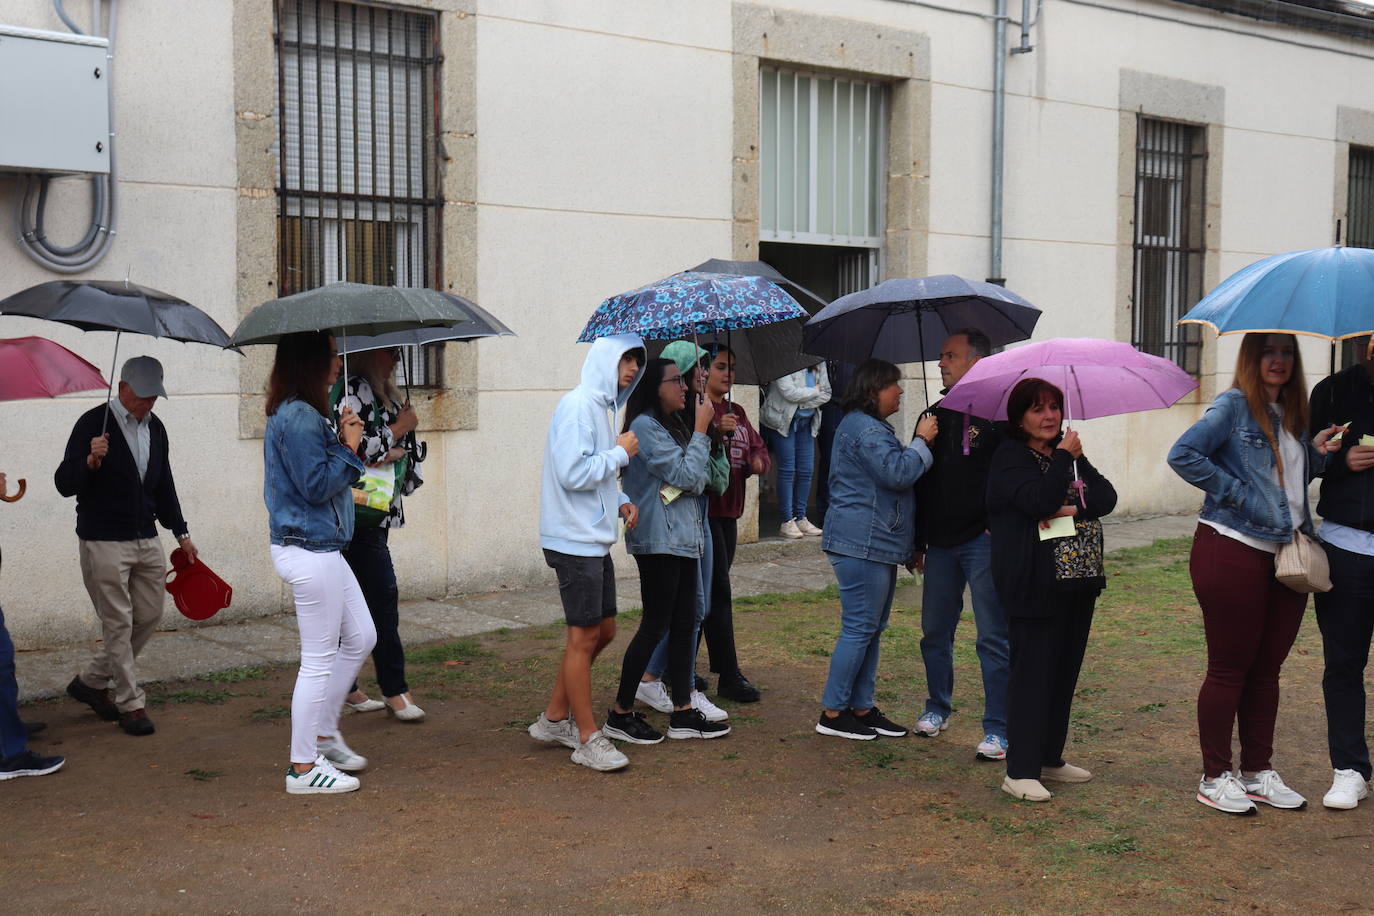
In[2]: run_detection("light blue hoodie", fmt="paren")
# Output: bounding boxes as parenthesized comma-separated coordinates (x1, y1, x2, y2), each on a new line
(539, 334, 646, 556)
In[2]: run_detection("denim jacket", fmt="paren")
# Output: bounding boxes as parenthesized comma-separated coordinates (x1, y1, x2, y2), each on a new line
(821, 410, 933, 564)
(264, 398, 366, 552)
(623, 413, 710, 559)
(1167, 388, 1326, 542)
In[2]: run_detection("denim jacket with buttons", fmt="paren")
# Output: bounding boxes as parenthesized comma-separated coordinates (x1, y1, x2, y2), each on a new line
(622, 413, 710, 559)
(264, 398, 366, 552)
(821, 410, 933, 564)
(1167, 388, 1326, 542)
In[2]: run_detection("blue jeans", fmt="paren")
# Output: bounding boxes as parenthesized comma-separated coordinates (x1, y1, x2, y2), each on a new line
(767, 415, 815, 521)
(821, 554, 897, 711)
(0, 606, 27, 759)
(918, 533, 1010, 736)
(648, 517, 713, 680)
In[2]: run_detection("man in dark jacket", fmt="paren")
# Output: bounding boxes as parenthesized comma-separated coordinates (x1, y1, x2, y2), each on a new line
(54, 357, 198, 737)
(912, 329, 1010, 761)
(1310, 339, 1374, 810)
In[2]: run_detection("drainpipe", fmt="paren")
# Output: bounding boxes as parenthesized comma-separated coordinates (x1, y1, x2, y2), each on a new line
(989, 0, 1007, 287)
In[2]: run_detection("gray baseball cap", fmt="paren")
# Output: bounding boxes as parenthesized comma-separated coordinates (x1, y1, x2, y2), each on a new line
(120, 356, 167, 398)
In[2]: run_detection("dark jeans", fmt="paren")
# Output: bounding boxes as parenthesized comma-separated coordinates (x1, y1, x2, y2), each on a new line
(1190, 524, 1305, 778)
(816, 404, 843, 520)
(0, 606, 26, 759)
(617, 554, 699, 709)
(343, 526, 408, 699)
(1005, 592, 1096, 780)
(703, 516, 742, 678)
(1315, 542, 1374, 779)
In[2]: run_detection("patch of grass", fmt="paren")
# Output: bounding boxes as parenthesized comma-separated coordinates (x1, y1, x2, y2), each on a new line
(201, 665, 268, 683)
(406, 639, 494, 665)
(1134, 701, 1168, 713)
(851, 744, 907, 771)
(1081, 833, 1143, 856)
(184, 769, 223, 782)
(151, 689, 235, 706)
(249, 705, 290, 722)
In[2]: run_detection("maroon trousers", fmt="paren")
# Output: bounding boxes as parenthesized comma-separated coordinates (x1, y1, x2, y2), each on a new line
(1189, 524, 1306, 778)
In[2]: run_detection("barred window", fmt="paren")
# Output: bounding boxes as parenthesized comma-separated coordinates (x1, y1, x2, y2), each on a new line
(1132, 117, 1206, 375)
(275, 0, 443, 387)
(1338, 147, 1374, 368)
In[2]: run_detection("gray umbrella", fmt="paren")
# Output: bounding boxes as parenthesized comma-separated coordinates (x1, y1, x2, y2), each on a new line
(335, 295, 514, 356)
(231, 283, 474, 346)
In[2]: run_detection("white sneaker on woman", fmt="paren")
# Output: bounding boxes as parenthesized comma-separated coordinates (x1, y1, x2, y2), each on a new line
(285, 756, 360, 794)
(635, 679, 673, 714)
(316, 734, 368, 772)
(1242, 769, 1307, 809)
(779, 519, 804, 539)
(1196, 772, 1257, 815)
(1323, 768, 1370, 810)
(796, 518, 823, 537)
(690, 689, 729, 723)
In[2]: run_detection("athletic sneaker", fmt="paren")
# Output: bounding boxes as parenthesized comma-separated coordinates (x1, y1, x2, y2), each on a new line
(1323, 768, 1370, 810)
(815, 710, 876, 741)
(1196, 772, 1258, 815)
(285, 756, 360, 794)
(316, 735, 367, 772)
(1242, 769, 1307, 810)
(796, 518, 823, 537)
(667, 707, 731, 739)
(691, 690, 729, 723)
(914, 710, 949, 737)
(570, 731, 630, 772)
(635, 679, 673, 714)
(603, 709, 664, 745)
(528, 713, 579, 749)
(0, 750, 65, 781)
(976, 734, 1009, 761)
(779, 519, 804, 539)
(853, 707, 908, 737)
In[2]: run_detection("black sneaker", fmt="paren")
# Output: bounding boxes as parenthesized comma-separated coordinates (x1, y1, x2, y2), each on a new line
(667, 707, 731, 739)
(603, 709, 664, 745)
(815, 710, 877, 741)
(67, 675, 119, 721)
(716, 673, 761, 703)
(853, 707, 908, 737)
(0, 750, 66, 781)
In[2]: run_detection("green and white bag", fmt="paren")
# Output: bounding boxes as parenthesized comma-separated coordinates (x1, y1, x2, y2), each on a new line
(353, 455, 408, 527)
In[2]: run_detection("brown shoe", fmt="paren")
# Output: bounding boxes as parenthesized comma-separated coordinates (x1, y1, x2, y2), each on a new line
(118, 708, 155, 737)
(67, 676, 119, 721)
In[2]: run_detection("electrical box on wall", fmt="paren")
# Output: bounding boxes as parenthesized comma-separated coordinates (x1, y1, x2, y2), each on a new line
(0, 25, 110, 175)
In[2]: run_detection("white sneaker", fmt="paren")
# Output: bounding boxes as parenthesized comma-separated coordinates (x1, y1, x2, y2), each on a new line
(779, 519, 804, 539)
(635, 679, 673, 714)
(570, 731, 630, 772)
(1323, 768, 1370, 810)
(1242, 769, 1307, 810)
(528, 713, 580, 749)
(285, 756, 360, 794)
(316, 734, 368, 772)
(1196, 771, 1258, 815)
(691, 689, 729, 723)
(344, 697, 385, 713)
(796, 518, 823, 536)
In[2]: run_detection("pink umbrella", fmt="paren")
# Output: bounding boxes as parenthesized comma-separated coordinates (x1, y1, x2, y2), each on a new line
(0, 336, 109, 401)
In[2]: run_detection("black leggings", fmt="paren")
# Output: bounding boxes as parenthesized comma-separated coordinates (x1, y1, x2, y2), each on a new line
(703, 516, 741, 677)
(617, 554, 699, 709)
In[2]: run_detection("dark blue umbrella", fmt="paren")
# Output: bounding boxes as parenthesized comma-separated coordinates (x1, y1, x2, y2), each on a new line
(577, 271, 807, 343)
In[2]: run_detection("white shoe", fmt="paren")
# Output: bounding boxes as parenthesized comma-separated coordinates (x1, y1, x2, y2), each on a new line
(635, 679, 674, 714)
(1002, 777, 1052, 802)
(387, 695, 426, 722)
(1241, 769, 1307, 810)
(690, 689, 729, 723)
(1041, 762, 1092, 783)
(570, 731, 630, 772)
(1323, 768, 1370, 810)
(796, 518, 823, 537)
(344, 696, 385, 713)
(1197, 771, 1258, 815)
(285, 756, 360, 794)
(779, 519, 804, 539)
(528, 713, 580, 749)
(316, 734, 368, 772)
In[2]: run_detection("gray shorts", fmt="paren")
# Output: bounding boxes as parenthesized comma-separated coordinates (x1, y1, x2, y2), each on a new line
(543, 549, 617, 628)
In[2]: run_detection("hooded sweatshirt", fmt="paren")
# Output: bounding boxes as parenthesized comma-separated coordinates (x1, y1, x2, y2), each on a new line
(539, 334, 646, 556)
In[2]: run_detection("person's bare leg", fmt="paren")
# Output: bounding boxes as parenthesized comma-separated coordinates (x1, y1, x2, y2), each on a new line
(546, 624, 606, 743)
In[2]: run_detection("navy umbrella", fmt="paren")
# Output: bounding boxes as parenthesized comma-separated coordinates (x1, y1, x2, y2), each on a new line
(578, 271, 806, 343)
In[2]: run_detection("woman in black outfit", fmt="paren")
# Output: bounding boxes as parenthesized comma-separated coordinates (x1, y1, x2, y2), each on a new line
(987, 378, 1117, 802)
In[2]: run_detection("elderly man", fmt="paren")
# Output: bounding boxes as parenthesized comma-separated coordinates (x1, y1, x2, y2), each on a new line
(54, 356, 198, 737)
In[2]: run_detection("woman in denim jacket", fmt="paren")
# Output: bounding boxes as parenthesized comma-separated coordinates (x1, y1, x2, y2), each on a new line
(604, 358, 729, 744)
(815, 359, 937, 741)
(263, 331, 376, 795)
(1168, 333, 1341, 815)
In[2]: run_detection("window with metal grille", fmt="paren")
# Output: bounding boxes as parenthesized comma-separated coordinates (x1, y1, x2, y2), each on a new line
(275, 0, 443, 387)
(1132, 117, 1206, 375)
(759, 68, 887, 249)
(1337, 147, 1374, 368)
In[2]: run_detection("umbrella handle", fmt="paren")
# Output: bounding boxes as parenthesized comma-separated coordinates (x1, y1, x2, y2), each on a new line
(0, 478, 26, 503)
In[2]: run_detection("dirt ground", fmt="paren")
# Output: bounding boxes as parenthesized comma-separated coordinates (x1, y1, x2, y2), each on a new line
(7, 539, 1374, 914)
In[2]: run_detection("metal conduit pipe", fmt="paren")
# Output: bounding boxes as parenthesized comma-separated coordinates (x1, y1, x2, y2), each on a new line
(989, 0, 1008, 286)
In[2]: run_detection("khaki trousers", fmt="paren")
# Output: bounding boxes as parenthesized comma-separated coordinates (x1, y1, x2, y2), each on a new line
(78, 538, 166, 712)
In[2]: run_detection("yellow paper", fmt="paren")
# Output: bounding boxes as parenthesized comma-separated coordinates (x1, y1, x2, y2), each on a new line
(659, 483, 684, 505)
(1038, 515, 1077, 541)
(1331, 421, 1352, 443)
(1361, 435, 1374, 447)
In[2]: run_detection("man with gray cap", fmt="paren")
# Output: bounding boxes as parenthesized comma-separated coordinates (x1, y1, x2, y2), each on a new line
(54, 356, 198, 737)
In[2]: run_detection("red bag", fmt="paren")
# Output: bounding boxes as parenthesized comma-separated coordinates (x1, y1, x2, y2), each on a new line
(165, 547, 233, 621)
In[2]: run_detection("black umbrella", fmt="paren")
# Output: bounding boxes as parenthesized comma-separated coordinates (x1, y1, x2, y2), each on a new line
(646, 327, 819, 387)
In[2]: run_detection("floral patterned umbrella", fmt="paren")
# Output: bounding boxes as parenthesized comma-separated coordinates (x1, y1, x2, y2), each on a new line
(577, 271, 807, 343)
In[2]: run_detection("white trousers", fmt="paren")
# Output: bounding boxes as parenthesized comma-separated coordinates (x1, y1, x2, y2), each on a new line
(272, 545, 377, 764)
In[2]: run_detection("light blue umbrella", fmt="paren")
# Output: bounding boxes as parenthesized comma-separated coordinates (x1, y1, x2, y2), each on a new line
(1178, 247, 1374, 341)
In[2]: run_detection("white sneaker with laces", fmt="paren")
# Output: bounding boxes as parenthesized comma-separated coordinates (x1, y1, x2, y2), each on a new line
(690, 689, 729, 723)
(1242, 769, 1307, 810)
(285, 756, 360, 794)
(635, 679, 673, 714)
(570, 731, 630, 772)
(975, 734, 1008, 761)
(344, 697, 385, 713)
(796, 518, 823, 537)
(1197, 771, 1258, 815)
(316, 734, 368, 772)
(779, 519, 804, 539)
(528, 713, 580, 749)
(1323, 768, 1370, 810)
(914, 711, 949, 737)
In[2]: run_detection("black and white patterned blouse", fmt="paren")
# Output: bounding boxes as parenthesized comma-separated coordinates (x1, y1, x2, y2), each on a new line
(336, 375, 423, 528)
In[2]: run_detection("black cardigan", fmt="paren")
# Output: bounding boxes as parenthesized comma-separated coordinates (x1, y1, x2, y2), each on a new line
(54, 404, 188, 542)
(986, 440, 1117, 618)
(1309, 364, 1374, 533)
(915, 398, 1003, 550)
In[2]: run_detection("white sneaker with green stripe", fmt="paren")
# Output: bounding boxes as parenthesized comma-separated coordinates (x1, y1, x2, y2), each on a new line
(285, 756, 360, 794)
